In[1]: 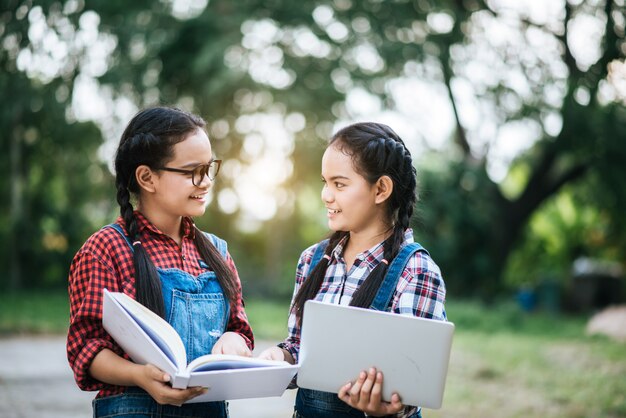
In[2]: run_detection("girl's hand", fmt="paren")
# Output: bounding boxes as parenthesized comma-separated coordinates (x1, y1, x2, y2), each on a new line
(338, 367, 404, 417)
(135, 364, 206, 406)
(211, 331, 252, 357)
(257, 346, 288, 362)
(90, 349, 205, 405)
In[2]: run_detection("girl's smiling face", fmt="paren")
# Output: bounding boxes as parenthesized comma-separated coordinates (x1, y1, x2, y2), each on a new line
(321, 143, 388, 235)
(147, 128, 214, 220)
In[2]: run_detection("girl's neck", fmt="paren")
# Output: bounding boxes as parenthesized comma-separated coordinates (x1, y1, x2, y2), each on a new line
(136, 203, 183, 245)
(344, 224, 393, 260)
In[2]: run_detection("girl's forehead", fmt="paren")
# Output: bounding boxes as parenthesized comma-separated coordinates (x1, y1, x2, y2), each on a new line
(323, 144, 351, 163)
(322, 145, 358, 176)
(171, 129, 212, 160)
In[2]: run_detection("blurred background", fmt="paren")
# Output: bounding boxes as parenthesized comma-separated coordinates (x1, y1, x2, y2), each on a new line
(1, 0, 625, 417)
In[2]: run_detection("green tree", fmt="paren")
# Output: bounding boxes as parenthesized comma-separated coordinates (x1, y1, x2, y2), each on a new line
(92, 0, 625, 296)
(3, 0, 625, 299)
(1, 1, 112, 291)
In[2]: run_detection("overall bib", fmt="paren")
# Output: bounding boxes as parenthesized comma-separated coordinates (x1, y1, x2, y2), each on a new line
(294, 240, 425, 418)
(92, 223, 230, 418)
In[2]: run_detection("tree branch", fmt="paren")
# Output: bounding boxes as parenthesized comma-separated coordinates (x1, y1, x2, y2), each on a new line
(588, 0, 619, 99)
(512, 139, 589, 225)
(440, 54, 471, 156)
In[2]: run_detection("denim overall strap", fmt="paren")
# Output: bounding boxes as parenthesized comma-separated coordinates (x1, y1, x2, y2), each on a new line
(106, 223, 134, 251)
(369, 242, 427, 312)
(206, 232, 228, 258)
(309, 239, 329, 272)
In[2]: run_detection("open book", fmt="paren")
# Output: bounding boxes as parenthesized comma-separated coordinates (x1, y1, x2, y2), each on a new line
(102, 289, 298, 403)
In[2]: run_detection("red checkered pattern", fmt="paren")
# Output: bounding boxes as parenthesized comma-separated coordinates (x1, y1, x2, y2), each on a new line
(67, 212, 254, 397)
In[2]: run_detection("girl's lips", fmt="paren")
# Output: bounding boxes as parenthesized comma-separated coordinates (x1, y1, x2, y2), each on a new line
(327, 208, 342, 216)
(190, 194, 207, 202)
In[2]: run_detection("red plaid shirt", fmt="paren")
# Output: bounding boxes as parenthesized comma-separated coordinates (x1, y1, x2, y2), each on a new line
(67, 212, 254, 397)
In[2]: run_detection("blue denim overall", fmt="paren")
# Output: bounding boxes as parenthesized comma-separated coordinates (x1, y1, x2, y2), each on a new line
(92, 223, 230, 418)
(294, 240, 426, 418)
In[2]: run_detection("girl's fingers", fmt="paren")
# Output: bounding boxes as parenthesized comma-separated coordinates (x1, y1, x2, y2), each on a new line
(349, 371, 367, 403)
(338, 382, 352, 401)
(368, 371, 383, 407)
(381, 393, 404, 415)
(358, 368, 377, 405)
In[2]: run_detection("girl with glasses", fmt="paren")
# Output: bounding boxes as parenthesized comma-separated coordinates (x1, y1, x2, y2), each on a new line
(67, 106, 253, 417)
(259, 122, 447, 418)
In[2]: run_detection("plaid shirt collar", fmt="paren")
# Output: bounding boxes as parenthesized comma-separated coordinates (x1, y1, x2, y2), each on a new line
(328, 228, 415, 269)
(116, 211, 196, 241)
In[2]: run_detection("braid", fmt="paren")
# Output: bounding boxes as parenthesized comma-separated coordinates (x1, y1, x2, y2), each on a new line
(293, 122, 419, 317)
(292, 231, 348, 325)
(332, 122, 419, 309)
(112, 107, 205, 317)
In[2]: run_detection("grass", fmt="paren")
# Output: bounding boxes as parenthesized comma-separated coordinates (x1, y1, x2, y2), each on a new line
(0, 290, 70, 335)
(1, 291, 625, 417)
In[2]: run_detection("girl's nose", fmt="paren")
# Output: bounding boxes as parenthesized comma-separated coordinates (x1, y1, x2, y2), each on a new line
(196, 173, 212, 188)
(321, 185, 334, 203)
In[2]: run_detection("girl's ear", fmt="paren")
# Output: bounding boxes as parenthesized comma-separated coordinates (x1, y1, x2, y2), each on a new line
(374, 175, 393, 205)
(135, 165, 157, 193)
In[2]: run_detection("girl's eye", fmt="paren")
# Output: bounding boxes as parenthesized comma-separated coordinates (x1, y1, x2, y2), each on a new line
(335, 182, 344, 189)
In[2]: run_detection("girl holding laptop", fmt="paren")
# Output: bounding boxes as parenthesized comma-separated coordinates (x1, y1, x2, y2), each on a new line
(259, 122, 447, 417)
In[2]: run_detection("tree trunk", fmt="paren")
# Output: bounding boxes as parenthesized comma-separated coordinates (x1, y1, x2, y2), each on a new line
(9, 121, 23, 291)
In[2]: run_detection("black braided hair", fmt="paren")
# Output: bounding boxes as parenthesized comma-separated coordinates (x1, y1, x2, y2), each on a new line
(114, 107, 238, 317)
(292, 122, 418, 323)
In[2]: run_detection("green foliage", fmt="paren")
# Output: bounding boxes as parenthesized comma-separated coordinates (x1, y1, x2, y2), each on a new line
(1, 0, 625, 302)
(0, 80, 112, 291)
(415, 156, 503, 296)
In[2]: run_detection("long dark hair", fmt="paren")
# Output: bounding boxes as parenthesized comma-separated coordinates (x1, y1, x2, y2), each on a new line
(114, 106, 238, 317)
(292, 122, 418, 322)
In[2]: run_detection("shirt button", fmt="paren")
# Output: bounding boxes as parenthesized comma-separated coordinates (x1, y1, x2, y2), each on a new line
(182, 255, 186, 261)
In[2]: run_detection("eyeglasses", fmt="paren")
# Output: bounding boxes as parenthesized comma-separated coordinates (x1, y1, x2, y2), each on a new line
(156, 160, 222, 186)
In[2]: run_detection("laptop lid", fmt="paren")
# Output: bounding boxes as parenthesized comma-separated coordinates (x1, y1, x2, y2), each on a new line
(297, 300, 454, 409)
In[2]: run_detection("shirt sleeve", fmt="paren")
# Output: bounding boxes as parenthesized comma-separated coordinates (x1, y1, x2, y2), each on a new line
(364, 406, 419, 418)
(279, 244, 317, 363)
(223, 251, 255, 351)
(66, 249, 126, 392)
(393, 251, 447, 321)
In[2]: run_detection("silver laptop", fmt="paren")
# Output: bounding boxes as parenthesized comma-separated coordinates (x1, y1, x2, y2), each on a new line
(297, 300, 454, 409)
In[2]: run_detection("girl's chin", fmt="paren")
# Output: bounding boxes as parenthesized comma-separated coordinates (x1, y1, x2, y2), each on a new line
(186, 206, 207, 217)
(327, 220, 345, 232)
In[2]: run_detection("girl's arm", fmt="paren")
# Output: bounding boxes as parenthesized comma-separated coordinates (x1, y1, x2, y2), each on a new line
(67, 242, 126, 392)
(219, 251, 254, 356)
(257, 244, 318, 362)
(89, 349, 206, 405)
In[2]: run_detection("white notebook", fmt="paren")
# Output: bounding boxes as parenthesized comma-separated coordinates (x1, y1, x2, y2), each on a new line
(297, 300, 454, 409)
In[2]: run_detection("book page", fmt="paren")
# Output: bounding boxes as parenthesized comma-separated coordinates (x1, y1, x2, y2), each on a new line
(104, 291, 186, 370)
(187, 354, 289, 372)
